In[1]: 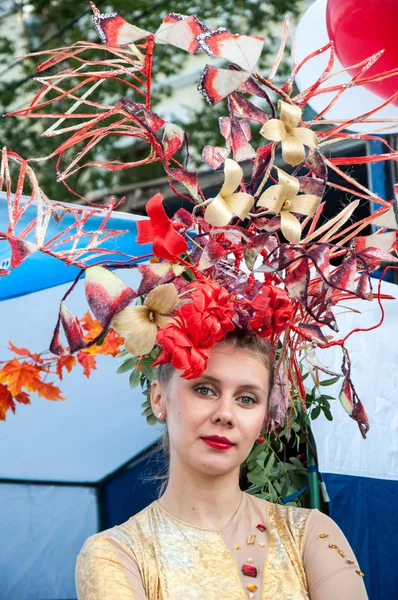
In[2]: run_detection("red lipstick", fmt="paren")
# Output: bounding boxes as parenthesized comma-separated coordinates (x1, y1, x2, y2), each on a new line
(201, 435, 234, 450)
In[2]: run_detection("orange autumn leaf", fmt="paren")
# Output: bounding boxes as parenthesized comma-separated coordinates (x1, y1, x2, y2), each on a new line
(86, 329, 124, 357)
(0, 383, 15, 420)
(80, 311, 124, 357)
(15, 391, 30, 405)
(34, 379, 65, 401)
(56, 355, 77, 380)
(0, 358, 41, 396)
(77, 351, 97, 378)
(80, 311, 101, 338)
(8, 341, 31, 357)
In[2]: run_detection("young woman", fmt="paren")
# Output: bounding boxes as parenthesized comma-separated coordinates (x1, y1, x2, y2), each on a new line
(75, 332, 368, 599)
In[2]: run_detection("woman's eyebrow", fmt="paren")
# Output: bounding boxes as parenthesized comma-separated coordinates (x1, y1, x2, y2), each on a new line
(236, 384, 267, 395)
(196, 375, 221, 385)
(198, 376, 267, 395)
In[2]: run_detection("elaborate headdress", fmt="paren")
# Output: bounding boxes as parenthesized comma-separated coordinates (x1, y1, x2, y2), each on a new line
(1, 3, 397, 437)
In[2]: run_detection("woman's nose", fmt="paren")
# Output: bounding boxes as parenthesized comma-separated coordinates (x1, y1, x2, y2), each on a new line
(211, 394, 234, 426)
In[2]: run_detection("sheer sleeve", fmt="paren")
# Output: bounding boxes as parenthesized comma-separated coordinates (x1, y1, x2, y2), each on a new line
(304, 509, 368, 599)
(75, 534, 147, 600)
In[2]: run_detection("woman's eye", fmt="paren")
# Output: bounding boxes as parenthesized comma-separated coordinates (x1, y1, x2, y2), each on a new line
(195, 386, 214, 396)
(238, 395, 257, 406)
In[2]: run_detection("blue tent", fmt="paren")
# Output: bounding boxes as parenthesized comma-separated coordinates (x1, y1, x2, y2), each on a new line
(1, 194, 397, 600)
(0, 192, 152, 300)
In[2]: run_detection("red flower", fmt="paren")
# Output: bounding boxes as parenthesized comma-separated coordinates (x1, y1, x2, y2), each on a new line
(153, 280, 235, 379)
(154, 323, 211, 380)
(249, 284, 292, 339)
(137, 193, 188, 260)
(178, 280, 235, 345)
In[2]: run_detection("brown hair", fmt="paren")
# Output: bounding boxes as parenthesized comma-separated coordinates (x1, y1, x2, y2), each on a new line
(149, 330, 275, 497)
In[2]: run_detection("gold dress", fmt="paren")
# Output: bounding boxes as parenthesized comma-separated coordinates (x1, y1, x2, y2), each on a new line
(76, 492, 368, 599)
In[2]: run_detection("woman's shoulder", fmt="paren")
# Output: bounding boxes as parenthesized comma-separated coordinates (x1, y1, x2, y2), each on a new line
(245, 493, 340, 545)
(78, 501, 157, 560)
(244, 492, 322, 539)
(245, 491, 312, 520)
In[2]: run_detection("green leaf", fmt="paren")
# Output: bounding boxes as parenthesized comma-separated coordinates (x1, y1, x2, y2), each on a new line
(322, 407, 333, 421)
(311, 405, 321, 420)
(318, 398, 331, 409)
(141, 406, 154, 417)
(268, 483, 278, 503)
(281, 477, 290, 498)
(129, 369, 141, 390)
(289, 457, 305, 468)
(263, 454, 275, 477)
(95, 332, 107, 346)
(146, 413, 158, 426)
(246, 442, 266, 463)
(289, 472, 307, 489)
(320, 376, 340, 386)
(247, 472, 267, 486)
(255, 452, 267, 467)
(140, 360, 154, 381)
(117, 357, 138, 374)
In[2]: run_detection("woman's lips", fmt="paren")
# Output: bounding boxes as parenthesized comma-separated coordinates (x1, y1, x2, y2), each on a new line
(201, 437, 234, 450)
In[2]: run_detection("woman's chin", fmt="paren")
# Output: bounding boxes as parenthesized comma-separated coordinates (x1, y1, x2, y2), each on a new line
(193, 456, 241, 477)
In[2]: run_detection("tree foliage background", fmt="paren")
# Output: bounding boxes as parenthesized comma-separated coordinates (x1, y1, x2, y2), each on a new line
(0, 0, 300, 203)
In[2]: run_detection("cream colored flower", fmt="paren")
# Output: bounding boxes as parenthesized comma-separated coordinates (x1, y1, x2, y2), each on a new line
(260, 100, 318, 166)
(258, 169, 321, 244)
(149, 262, 185, 277)
(205, 158, 254, 226)
(111, 283, 178, 355)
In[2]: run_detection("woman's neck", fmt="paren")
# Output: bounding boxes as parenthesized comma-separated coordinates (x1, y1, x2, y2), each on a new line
(157, 463, 243, 531)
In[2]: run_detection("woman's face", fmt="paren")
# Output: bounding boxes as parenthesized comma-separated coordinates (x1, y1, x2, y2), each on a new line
(151, 342, 270, 477)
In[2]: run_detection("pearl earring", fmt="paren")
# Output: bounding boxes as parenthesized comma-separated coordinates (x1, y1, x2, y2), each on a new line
(158, 411, 164, 420)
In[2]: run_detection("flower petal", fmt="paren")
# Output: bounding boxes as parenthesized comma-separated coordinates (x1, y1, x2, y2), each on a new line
(288, 194, 321, 216)
(259, 118, 287, 142)
(279, 100, 301, 129)
(275, 169, 300, 201)
(171, 264, 185, 276)
(280, 210, 302, 244)
(220, 158, 243, 197)
(258, 185, 286, 213)
(149, 263, 171, 277)
(146, 283, 178, 314)
(85, 265, 136, 328)
(111, 305, 149, 337)
(292, 127, 318, 149)
(154, 315, 174, 328)
(146, 193, 170, 229)
(281, 135, 306, 166)
(226, 192, 254, 220)
(124, 311, 158, 355)
(205, 194, 233, 226)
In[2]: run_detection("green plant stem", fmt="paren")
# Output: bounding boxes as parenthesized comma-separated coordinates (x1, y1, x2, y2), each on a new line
(306, 424, 321, 509)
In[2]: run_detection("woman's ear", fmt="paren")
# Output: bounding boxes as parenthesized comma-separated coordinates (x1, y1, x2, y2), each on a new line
(150, 380, 166, 420)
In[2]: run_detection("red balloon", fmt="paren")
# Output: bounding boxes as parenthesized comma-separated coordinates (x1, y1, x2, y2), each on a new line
(326, 0, 398, 106)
